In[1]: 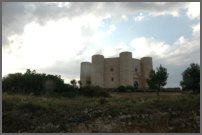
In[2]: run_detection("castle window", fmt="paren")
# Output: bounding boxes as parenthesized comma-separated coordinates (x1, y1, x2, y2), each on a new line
(111, 77, 114, 81)
(110, 67, 114, 72)
(135, 68, 138, 72)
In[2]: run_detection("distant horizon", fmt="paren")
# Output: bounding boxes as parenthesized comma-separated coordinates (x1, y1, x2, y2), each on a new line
(2, 2, 200, 88)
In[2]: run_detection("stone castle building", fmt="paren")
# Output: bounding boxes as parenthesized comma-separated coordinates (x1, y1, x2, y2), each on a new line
(80, 51, 153, 88)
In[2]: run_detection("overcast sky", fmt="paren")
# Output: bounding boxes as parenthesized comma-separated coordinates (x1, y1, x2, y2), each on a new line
(2, 2, 200, 87)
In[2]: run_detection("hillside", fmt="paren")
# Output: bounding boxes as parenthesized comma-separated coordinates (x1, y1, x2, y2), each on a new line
(2, 92, 200, 133)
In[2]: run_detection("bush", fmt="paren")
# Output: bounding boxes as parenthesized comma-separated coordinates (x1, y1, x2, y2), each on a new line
(2, 69, 78, 97)
(79, 86, 110, 97)
(98, 98, 108, 105)
(126, 86, 135, 92)
(118, 86, 126, 92)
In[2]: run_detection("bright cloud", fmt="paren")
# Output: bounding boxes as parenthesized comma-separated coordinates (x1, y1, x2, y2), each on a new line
(106, 24, 116, 34)
(130, 26, 199, 66)
(186, 2, 200, 20)
(121, 14, 128, 21)
(133, 13, 144, 22)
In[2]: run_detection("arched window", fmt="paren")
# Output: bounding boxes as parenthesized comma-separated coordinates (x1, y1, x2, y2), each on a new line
(111, 77, 114, 81)
(135, 68, 138, 72)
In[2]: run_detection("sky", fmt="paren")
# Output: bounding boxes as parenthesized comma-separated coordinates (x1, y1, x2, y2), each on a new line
(2, 2, 200, 88)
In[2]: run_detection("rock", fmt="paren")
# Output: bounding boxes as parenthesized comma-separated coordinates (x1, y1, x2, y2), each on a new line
(128, 121, 132, 125)
(169, 108, 172, 112)
(171, 111, 177, 115)
(127, 114, 132, 118)
(119, 115, 125, 119)
(145, 114, 149, 117)
(168, 126, 173, 130)
(181, 123, 185, 128)
(102, 125, 112, 132)
(108, 115, 112, 119)
(84, 108, 88, 114)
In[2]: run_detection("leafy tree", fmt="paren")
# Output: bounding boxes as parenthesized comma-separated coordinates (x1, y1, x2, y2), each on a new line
(147, 65, 169, 96)
(78, 80, 82, 88)
(2, 69, 77, 97)
(180, 63, 200, 94)
(70, 79, 77, 88)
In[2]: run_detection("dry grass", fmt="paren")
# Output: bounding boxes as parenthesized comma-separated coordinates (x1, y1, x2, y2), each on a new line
(2, 92, 200, 133)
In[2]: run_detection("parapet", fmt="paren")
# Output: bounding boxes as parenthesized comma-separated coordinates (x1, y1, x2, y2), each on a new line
(141, 57, 152, 60)
(92, 54, 104, 62)
(119, 51, 132, 58)
(81, 62, 91, 65)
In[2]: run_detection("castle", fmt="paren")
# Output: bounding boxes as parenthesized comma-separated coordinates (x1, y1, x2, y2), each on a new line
(80, 51, 153, 88)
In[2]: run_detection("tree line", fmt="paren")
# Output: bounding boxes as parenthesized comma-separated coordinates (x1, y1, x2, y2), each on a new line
(2, 63, 200, 97)
(146, 63, 200, 95)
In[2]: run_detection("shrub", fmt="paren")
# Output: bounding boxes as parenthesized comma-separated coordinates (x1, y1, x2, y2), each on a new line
(2, 69, 78, 97)
(118, 86, 126, 92)
(79, 86, 110, 97)
(98, 98, 108, 105)
(126, 86, 135, 92)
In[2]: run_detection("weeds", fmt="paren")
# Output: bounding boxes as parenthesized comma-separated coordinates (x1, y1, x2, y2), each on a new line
(2, 92, 200, 133)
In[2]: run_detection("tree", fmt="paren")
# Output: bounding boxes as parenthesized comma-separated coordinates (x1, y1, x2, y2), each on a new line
(180, 63, 200, 94)
(70, 79, 77, 88)
(78, 80, 82, 88)
(146, 65, 169, 96)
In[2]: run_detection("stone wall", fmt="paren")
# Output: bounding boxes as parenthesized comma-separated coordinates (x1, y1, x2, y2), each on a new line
(91, 55, 104, 87)
(80, 51, 153, 88)
(119, 52, 133, 86)
(80, 62, 91, 86)
(104, 58, 120, 88)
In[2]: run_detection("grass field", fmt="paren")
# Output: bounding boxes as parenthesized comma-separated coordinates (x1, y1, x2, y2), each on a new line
(2, 92, 200, 133)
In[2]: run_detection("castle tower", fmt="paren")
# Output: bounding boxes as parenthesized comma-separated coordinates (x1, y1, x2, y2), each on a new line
(119, 52, 133, 86)
(80, 62, 91, 87)
(91, 54, 104, 87)
(140, 57, 153, 88)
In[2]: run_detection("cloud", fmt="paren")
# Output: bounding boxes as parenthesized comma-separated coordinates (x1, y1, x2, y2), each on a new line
(129, 21, 200, 66)
(186, 2, 200, 20)
(192, 22, 200, 37)
(130, 37, 170, 58)
(94, 42, 129, 58)
(3, 2, 193, 47)
(133, 13, 144, 21)
(106, 24, 116, 34)
(121, 14, 128, 21)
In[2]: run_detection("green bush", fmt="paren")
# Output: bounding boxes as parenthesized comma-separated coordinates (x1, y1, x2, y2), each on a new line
(98, 98, 108, 105)
(117, 86, 126, 92)
(2, 69, 78, 97)
(79, 86, 110, 97)
(126, 86, 135, 92)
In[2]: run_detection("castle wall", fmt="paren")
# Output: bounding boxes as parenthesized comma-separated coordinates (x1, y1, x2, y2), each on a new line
(80, 51, 153, 89)
(119, 52, 133, 86)
(80, 62, 91, 87)
(91, 55, 104, 87)
(131, 58, 143, 88)
(104, 58, 119, 88)
(140, 57, 153, 88)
